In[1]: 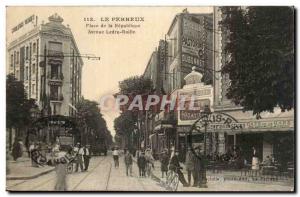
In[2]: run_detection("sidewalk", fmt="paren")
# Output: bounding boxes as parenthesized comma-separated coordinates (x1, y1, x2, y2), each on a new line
(6, 156, 55, 180)
(133, 158, 294, 191)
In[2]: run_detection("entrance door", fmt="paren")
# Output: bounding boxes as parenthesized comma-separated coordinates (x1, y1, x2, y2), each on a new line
(236, 133, 263, 163)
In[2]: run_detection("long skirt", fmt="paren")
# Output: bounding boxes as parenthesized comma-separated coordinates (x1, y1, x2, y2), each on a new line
(55, 163, 67, 191)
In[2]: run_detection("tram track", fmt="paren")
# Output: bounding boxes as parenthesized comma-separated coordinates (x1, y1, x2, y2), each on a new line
(71, 157, 107, 191)
(8, 157, 108, 191)
(104, 161, 112, 190)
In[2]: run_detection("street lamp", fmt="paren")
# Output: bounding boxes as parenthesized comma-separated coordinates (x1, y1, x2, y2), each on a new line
(199, 104, 211, 188)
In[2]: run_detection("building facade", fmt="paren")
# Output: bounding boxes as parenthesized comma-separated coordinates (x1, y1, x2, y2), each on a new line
(142, 8, 294, 167)
(212, 6, 294, 165)
(142, 10, 214, 160)
(7, 13, 83, 117)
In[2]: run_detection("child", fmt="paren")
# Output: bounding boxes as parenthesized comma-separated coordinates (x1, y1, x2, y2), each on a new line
(137, 152, 146, 177)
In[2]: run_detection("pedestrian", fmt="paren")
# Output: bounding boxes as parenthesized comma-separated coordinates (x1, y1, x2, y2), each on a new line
(12, 138, 23, 161)
(145, 148, 155, 177)
(124, 149, 133, 176)
(169, 150, 189, 187)
(54, 151, 68, 191)
(74, 143, 84, 172)
(31, 142, 40, 167)
(160, 150, 169, 178)
(137, 152, 146, 177)
(29, 142, 35, 165)
(83, 145, 91, 171)
(251, 146, 260, 176)
(194, 146, 206, 188)
(185, 147, 196, 186)
(112, 147, 119, 168)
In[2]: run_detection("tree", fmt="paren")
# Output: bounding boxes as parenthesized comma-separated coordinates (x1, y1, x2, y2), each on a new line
(220, 7, 294, 117)
(6, 74, 37, 149)
(76, 98, 112, 147)
(114, 75, 154, 150)
(114, 111, 137, 149)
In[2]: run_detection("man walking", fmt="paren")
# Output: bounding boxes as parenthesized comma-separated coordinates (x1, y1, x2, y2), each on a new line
(124, 150, 133, 176)
(112, 147, 119, 168)
(160, 150, 169, 178)
(137, 152, 146, 177)
(74, 143, 84, 172)
(83, 145, 91, 171)
(185, 147, 196, 186)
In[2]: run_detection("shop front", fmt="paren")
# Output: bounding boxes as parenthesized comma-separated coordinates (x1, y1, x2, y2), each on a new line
(220, 109, 294, 168)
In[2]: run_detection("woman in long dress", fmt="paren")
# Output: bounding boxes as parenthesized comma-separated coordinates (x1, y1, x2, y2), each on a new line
(54, 151, 68, 191)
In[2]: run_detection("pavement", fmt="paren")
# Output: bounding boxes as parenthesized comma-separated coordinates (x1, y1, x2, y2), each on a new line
(6, 155, 55, 180)
(133, 158, 295, 192)
(6, 155, 294, 192)
(6, 156, 166, 191)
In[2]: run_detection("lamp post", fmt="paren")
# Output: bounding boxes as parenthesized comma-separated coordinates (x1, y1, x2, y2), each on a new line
(198, 104, 211, 188)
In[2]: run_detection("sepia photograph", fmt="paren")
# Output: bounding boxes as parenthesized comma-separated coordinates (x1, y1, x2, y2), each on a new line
(5, 6, 295, 192)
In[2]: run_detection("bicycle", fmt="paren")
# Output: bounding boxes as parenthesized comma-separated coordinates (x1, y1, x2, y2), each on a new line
(165, 167, 180, 191)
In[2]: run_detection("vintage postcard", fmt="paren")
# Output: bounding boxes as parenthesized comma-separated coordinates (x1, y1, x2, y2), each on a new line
(6, 6, 295, 192)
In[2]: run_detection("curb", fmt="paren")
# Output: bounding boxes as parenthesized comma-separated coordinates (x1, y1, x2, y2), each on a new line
(6, 168, 55, 180)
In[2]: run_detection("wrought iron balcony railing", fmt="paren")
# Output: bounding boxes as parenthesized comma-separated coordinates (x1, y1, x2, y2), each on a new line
(50, 94, 64, 101)
(48, 50, 64, 59)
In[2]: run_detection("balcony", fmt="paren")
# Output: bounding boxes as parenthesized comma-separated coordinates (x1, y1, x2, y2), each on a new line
(48, 73, 63, 86)
(48, 50, 64, 59)
(48, 72, 64, 80)
(50, 94, 64, 102)
(48, 50, 64, 64)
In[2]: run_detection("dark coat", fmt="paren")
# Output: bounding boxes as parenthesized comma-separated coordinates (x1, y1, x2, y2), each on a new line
(169, 155, 181, 171)
(124, 153, 133, 165)
(185, 151, 195, 171)
(137, 155, 146, 169)
(194, 153, 203, 172)
(12, 141, 22, 160)
(160, 154, 169, 172)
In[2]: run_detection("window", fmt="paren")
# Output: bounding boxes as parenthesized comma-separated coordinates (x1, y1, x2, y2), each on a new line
(50, 85, 59, 100)
(25, 46, 29, 60)
(25, 67, 29, 80)
(16, 70, 19, 80)
(10, 54, 13, 67)
(32, 63, 35, 74)
(32, 84, 35, 94)
(32, 43, 36, 53)
(51, 65, 59, 79)
(16, 51, 19, 64)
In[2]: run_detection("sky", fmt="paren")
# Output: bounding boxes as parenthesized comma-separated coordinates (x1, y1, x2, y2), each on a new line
(6, 6, 213, 136)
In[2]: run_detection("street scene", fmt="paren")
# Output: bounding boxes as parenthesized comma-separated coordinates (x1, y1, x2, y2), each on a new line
(6, 6, 294, 192)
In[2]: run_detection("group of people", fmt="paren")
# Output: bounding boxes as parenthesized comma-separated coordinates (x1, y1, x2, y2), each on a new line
(54, 142, 92, 191)
(113, 145, 206, 188)
(160, 147, 205, 187)
(66, 142, 92, 172)
(137, 149, 155, 177)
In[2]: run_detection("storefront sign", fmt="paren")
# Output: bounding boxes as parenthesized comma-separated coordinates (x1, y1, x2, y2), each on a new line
(179, 99, 210, 120)
(11, 15, 37, 33)
(182, 53, 200, 66)
(182, 36, 202, 56)
(179, 118, 294, 133)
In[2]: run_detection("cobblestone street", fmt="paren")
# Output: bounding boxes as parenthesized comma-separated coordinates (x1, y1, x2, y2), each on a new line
(6, 154, 294, 192)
